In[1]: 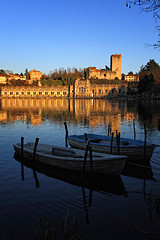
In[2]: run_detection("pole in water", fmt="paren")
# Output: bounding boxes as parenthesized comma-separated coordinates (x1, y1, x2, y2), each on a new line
(118, 132, 120, 155)
(64, 122, 68, 147)
(133, 119, 136, 140)
(32, 138, 39, 162)
(144, 129, 147, 160)
(89, 146, 93, 175)
(110, 132, 114, 154)
(21, 137, 24, 180)
(84, 133, 88, 142)
(81, 141, 89, 180)
(158, 119, 160, 131)
(21, 137, 24, 161)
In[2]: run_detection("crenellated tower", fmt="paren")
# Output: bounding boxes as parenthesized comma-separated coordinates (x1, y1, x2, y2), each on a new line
(110, 54, 121, 80)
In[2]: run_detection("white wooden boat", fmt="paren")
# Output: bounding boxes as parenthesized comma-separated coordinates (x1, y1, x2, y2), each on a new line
(13, 142, 127, 176)
(68, 133, 155, 162)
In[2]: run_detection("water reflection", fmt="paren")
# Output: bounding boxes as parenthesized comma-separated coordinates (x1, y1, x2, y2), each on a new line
(1, 98, 160, 133)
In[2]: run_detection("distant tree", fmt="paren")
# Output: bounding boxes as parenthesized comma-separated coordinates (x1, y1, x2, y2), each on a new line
(126, 0, 160, 48)
(138, 73, 155, 92)
(105, 65, 110, 70)
(128, 71, 134, 75)
(139, 59, 160, 83)
(0, 69, 7, 76)
(122, 73, 125, 80)
(6, 70, 13, 75)
(24, 69, 30, 79)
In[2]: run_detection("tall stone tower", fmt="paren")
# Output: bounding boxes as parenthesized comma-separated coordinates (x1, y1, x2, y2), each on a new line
(110, 54, 121, 80)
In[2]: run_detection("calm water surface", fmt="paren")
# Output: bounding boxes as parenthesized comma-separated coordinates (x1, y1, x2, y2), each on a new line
(1, 98, 160, 240)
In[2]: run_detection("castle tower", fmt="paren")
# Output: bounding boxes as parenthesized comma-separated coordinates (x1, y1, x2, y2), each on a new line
(110, 54, 121, 80)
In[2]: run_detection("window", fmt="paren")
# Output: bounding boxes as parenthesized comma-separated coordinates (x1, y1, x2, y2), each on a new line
(104, 74, 106, 77)
(105, 89, 108, 93)
(63, 92, 66, 95)
(45, 92, 48, 95)
(4, 92, 7, 95)
(10, 92, 13, 95)
(16, 92, 19, 95)
(27, 92, 30, 95)
(57, 92, 60, 95)
(39, 92, 42, 95)
(51, 92, 54, 95)
(92, 90, 94, 93)
(99, 89, 101, 94)
(21, 92, 24, 95)
(33, 92, 36, 95)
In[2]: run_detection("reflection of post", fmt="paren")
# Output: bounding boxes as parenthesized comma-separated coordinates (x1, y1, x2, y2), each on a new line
(33, 169, 40, 188)
(82, 186, 89, 224)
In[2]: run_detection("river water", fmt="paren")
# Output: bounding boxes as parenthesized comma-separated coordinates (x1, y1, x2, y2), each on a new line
(0, 98, 160, 240)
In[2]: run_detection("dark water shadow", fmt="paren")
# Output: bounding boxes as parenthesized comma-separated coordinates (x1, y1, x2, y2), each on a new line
(14, 153, 127, 197)
(122, 161, 154, 180)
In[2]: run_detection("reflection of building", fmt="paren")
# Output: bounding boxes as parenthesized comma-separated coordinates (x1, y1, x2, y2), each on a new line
(0, 111, 7, 123)
(0, 98, 122, 131)
(88, 54, 122, 80)
(70, 99, 121, 132)
(30, 111, 43, 125)
(125, 74, 139, 82)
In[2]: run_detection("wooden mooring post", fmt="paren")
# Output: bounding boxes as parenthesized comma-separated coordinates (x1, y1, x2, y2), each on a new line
(144, 124, 147, 160)
(89, 146, 93, 176)
(64, 122, 68, 147)
(32, 138, 39, 162)
(110, 132, 114, 154)
(81, 141, 89, 180)
(108, 124, 111, 136)
(116, 131, 120, 155)
(117, 132, 120, 155)
(21, 137, 24, 161)
(133, 119, 136, 140)
(84, 133, 88, 142)
(158, 118, 160, 131)
(21, 137, 24, 181)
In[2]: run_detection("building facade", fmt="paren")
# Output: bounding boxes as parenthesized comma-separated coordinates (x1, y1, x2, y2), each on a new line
(0, 79, 127, 98)
(30, 70, 43, 80)
(125, 74, 139, 82)
(0, 76, 7, 84)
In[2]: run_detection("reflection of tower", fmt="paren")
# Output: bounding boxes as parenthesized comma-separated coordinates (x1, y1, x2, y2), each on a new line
(110, 54, 121, 80)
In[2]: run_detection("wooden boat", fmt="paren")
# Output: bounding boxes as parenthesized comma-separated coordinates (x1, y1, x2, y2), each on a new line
(13, 142, 127, 176)
(68, 133, 155, 162)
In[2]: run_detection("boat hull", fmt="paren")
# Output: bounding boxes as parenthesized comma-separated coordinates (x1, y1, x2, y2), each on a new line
(13, 143, 127, 176)
(68, 134, 155, 163)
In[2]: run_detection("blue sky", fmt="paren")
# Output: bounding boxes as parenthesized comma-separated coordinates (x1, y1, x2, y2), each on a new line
(0, 0, 159, 75)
